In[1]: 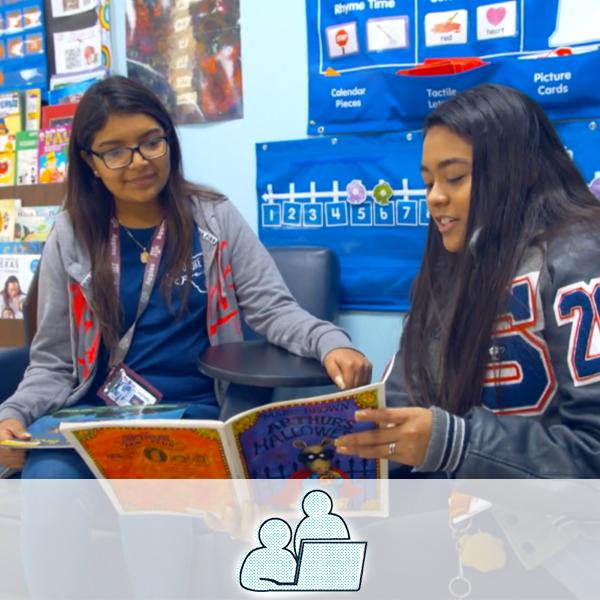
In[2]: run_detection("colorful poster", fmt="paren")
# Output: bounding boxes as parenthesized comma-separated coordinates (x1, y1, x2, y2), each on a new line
(125, 0, 243, 125)
(307, 0, 600, 134)
(53, 22, 102, 74)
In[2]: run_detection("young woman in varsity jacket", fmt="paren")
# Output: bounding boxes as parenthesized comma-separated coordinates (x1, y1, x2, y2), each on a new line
(337, 84, 600, 478)
(0, 76, 371, 478)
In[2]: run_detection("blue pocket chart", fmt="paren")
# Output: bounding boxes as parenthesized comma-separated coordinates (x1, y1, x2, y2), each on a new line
(257, 120, 600, 312)
(306, 0, 600, 134)
(256, 132, 428, 312)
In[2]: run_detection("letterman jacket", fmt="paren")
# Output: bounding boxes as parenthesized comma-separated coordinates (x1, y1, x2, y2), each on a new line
(0, 194, 354, 426)
(386, 226, 600, 478)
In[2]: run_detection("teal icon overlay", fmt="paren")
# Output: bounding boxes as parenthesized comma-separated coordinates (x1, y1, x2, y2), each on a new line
(239, 490, 367, 592)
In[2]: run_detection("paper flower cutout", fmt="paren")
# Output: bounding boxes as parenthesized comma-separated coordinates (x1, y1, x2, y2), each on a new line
(373, 181, 393, 206)
(346, 179, 367, 205)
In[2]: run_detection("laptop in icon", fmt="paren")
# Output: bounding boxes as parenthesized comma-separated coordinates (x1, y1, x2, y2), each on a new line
(261, 539, 367, 591)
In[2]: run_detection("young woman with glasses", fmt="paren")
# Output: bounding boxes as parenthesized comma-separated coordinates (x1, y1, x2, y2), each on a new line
(0, 75, 371, 478)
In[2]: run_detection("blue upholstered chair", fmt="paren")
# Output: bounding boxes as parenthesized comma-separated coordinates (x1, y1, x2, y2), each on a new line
(199, 246, 342, 418)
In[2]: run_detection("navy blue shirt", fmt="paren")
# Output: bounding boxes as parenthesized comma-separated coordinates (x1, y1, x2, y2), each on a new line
(79, 225, 218, 418)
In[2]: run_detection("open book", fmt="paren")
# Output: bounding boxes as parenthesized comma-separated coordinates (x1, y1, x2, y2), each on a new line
(60, 383, 386, 480)
(0, 404, 189, 450)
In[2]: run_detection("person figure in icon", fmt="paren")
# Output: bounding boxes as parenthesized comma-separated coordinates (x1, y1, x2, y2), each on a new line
(293, 489, 349, 555)
(240, 518, 297, 591)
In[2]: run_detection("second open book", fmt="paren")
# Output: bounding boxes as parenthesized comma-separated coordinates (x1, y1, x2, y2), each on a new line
(60, 382, 386, 480)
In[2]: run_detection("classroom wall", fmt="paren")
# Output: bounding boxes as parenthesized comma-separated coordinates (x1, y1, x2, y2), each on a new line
(111, 0, 403, 378)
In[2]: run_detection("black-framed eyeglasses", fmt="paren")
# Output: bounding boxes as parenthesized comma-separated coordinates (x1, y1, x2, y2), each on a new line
(89, 136, 169, 169)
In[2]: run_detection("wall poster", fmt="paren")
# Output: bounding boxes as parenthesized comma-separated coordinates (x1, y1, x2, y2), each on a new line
(125, 0, 243, 125)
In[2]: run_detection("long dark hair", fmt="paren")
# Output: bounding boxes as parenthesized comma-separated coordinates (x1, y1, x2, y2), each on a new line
(2, 275, 22, 307)
(66, 75, 217, 351)
(402, 84, 600, 415)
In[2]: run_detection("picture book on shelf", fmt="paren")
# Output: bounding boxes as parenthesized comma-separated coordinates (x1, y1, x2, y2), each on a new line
(41, 102, 78, 129)
(0, 241, 43, 255)
(14, 205, 60, 241)
(0, 90, 23, 136)
(0, 248, 40, 318)
(61, 383, 386, 480)
(38, 125, 70, 184)
(15, 130, 39, 185)
(24, 88, 41, 131)
(0, 134, 16, 186)
(0, 198, 20, 241)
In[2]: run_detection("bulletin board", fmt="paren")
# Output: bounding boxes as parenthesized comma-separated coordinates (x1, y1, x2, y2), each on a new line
(307, 0, 600, 134)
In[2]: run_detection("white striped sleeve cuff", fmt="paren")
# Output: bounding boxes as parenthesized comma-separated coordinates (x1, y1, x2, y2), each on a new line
(415, 406, 468, 474)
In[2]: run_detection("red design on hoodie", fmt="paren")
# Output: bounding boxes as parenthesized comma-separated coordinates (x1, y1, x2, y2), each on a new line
(207, 239, 240, 337)
(69, 282, 100, 380)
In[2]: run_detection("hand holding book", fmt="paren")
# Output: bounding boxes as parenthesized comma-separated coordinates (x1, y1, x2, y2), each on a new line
(0, 417, 31, 470)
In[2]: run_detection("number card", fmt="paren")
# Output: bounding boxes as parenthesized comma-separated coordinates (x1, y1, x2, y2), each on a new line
(396, 200, 418, 226)
(374, 203, 395, 226)
(261, 204, 281, 227)
(303, 203, 324, 227)
(350, 203, 373, 226)
(325, 202, 349, 226)
(282, 202, 302, 227)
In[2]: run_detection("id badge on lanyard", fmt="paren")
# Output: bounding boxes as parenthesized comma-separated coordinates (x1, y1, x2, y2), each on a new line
(99, 218, 166, 407)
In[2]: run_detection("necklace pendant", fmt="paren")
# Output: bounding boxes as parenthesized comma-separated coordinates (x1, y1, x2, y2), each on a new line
(140, 250, 149, 264)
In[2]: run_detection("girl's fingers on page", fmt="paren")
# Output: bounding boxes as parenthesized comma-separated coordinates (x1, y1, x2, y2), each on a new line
(335, 425, 400, 448)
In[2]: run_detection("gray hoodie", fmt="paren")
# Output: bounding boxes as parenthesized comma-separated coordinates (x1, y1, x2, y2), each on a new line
(0, 194, 354, 426)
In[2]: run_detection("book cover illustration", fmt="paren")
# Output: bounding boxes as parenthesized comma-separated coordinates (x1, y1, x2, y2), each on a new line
(231, 386, 383, 480)
(24, 88, 42, 131)
(0, 241, 43, 255)
(231, 385, 386, 513)
(0, 199, 20, 241)
(41, 102, 78, 129)
(0, 250, 39, 318)
(64, 421, 233, 479)
(14, 205, 60, 241)
(0, 134, 16, 186)
(38, 126, 71, 184)
(15, 403, 191, 449)
(0, 91, 23, 136)
(61, 383, 385, 482)
(15, 130, 40, 185)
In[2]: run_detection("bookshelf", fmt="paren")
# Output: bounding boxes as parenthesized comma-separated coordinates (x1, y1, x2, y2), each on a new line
(0, 183, 66, 347)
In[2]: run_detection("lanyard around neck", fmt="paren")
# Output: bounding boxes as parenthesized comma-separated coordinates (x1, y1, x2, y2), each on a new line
(108, 217, 166, 367)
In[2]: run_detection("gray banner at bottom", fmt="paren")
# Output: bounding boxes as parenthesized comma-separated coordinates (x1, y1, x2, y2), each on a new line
(1, 479, 599, 599)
